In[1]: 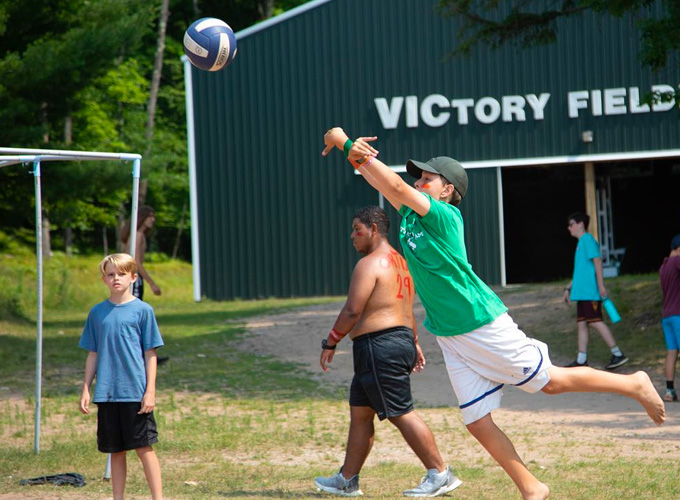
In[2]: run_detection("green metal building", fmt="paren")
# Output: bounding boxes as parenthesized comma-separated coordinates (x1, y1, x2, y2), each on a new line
(184, 0, 680, 300)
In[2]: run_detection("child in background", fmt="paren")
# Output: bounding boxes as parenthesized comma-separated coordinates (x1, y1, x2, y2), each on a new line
(659, 234, 680, 402)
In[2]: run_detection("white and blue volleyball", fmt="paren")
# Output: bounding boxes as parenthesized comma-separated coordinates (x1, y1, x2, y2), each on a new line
(183, 18, 237, 72)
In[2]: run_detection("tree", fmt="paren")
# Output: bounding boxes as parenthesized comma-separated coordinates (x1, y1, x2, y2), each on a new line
(437, 0, 680, 103)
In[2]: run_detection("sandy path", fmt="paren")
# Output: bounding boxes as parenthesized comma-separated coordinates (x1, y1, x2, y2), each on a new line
(238, 298, 680, 462)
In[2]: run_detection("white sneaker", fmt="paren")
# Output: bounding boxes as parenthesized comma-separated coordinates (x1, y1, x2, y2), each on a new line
(315, 469, 363, 497)
(403, 466, 462, 497)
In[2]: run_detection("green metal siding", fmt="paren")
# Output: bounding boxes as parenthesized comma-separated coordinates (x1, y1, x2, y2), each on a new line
(190, 0, 675, 299)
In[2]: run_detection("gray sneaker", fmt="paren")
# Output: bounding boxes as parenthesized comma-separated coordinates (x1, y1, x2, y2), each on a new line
(315, 469, 363, 497)
(403, 466, 462, 497)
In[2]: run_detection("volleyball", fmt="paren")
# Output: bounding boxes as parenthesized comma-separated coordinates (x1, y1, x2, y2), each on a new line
(183, 18, 237, 72)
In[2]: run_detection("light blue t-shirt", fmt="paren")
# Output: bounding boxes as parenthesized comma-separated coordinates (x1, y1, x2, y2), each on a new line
(570, 232, 601, 301)
(79, 298, 164, 402)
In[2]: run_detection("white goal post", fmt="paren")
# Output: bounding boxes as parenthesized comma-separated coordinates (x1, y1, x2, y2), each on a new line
(0, 147, 142, 460)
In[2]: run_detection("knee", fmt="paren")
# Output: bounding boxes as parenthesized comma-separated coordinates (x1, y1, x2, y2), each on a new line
(465, 415, 490, 437)
(541, 379, 561, 395)
(135, 446, 153, 456)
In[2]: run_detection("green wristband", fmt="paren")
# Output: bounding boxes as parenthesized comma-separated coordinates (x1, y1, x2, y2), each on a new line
(343, 139, 353, 157)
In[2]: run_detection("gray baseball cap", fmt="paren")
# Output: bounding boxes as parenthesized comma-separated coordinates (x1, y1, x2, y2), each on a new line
(406, 156, 468, 198)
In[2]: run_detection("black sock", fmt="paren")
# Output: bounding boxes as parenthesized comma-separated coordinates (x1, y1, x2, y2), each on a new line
(667, 381, 675, 390)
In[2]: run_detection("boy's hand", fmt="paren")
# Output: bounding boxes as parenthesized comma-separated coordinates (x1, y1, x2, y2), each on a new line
(139, 392, 155, 414)
(349, 137, 379, 165)
(79, 387, 90, 414)
(321, 127, 349, 156)
(320, 346, 335, 372)
(413, 343, 426, 373)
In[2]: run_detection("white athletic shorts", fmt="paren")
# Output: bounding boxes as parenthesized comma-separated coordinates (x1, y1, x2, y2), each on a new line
(436, 312, 553, 425)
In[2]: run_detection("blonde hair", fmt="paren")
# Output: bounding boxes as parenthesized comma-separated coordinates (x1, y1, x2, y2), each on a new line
(99, 253, 138, 276)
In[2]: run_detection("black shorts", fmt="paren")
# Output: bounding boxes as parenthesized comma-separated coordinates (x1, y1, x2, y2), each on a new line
(350, 326, 416, 420)
(132, 276, 144, 301)
(96, 402, 158, 453)
(577, 300, 604, 323)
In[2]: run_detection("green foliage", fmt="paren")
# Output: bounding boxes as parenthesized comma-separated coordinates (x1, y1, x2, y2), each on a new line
(0, 0, 308, 259)
(437, 0, 679, 104)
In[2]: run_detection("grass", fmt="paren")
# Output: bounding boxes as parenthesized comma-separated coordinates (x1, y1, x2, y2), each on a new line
(0, 251, 676, 499)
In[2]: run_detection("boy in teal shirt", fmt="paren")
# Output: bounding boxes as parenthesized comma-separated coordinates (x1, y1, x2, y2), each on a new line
(322, 127, 664, 500)
(563, 212, 627, 369)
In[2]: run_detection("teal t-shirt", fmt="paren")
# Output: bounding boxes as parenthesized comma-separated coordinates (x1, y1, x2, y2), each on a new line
(570, 232, 601, 301)
(398, 195, 507, 336)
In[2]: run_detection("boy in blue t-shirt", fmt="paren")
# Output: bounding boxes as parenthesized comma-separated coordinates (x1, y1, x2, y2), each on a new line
(79, 253, 164, 500)
(563, 212, 628, 370)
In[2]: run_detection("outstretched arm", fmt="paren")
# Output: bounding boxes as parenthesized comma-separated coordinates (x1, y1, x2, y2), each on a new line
(322, 128, 431, 216)
(320, 258, 378, 372)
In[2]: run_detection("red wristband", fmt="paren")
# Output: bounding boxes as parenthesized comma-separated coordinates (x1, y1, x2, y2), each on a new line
(328, 328, 347, 343)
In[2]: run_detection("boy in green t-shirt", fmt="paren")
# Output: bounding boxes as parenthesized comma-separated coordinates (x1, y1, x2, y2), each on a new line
(322, 127, 665, 500)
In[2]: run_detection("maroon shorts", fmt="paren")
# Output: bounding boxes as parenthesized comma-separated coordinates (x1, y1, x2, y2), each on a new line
(576, 301, 604, 323)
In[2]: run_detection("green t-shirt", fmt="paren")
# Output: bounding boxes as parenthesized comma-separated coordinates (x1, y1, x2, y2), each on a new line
(398, 194, 507, 336)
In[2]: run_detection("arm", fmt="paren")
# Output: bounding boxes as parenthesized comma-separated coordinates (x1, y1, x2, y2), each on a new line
(79, 351, 98, 414)
(139, 349, 158, 414)
(593, 257, 607, 298)
(412, 316, 426, 373)
(135, 233, 161, 296)
(320, 258, 378, 372)
(322, 128, 431, 216)
(563, 280, 573, 304)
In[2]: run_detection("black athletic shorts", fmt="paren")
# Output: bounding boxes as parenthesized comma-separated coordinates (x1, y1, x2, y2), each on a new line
(577, 300, 604, 323)
(96, 402, 158, 453)
(132, 276, 144, 301)
(350, 326, 417, 420)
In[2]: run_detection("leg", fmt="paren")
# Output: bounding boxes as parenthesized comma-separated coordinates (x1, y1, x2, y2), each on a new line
(136, 446, 163, 500)
(110, 451, 127, 500)
(544, 366, 665, 424)
(589, 321, 617, 348)
(341, 406, 375, 478)
(665, 349, 678, 383)
(467, 414, 549, 500)
(576, 321, 590, 352)
(388, 411, 445, 472)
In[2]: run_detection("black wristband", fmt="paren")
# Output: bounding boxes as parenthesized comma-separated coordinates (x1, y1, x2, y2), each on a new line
(321, 338, 336, 350)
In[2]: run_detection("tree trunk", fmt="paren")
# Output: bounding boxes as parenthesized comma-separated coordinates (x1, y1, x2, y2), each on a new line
(145, 0, 170, 158)
(103, 226, 109, 255)
(64, 115, 72, 144)
(65, 225, 73, 256)
(42, 216, 52, 258)
(139, 179, 148, 206)
(258, 0, 275, 19)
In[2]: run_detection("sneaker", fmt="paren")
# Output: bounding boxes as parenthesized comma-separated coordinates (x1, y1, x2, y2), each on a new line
(664, 389, 678, 402)
(566, 359, 588, 367)
(403, 466, 462, 497)
(605, 354, 628, 370)
(315, 469, 363, 497)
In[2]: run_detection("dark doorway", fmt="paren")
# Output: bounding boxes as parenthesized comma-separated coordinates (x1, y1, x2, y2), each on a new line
(502, 159, 680, 283)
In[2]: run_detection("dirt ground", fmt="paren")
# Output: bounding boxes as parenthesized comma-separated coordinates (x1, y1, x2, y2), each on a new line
(238, 292, 680, 465)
